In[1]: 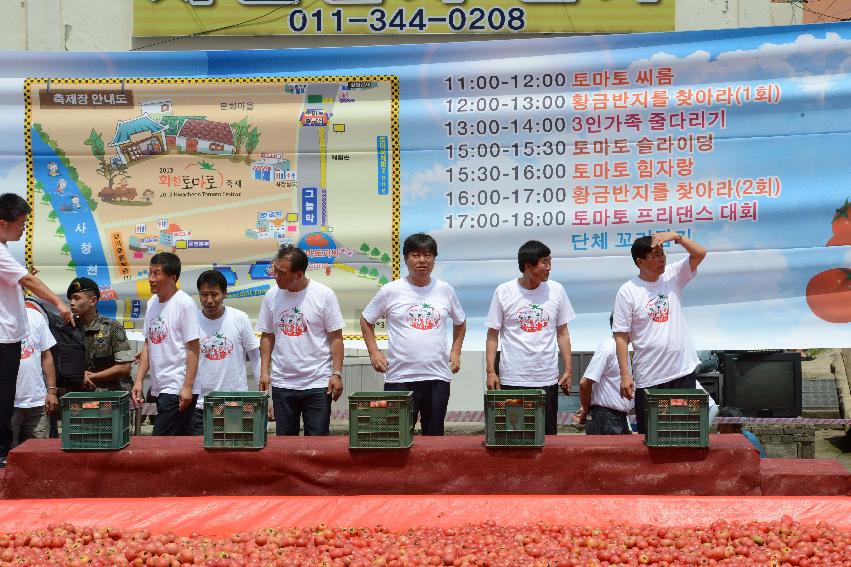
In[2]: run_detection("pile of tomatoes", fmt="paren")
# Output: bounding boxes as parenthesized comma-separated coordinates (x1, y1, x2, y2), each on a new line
(1, 516, 850, 566)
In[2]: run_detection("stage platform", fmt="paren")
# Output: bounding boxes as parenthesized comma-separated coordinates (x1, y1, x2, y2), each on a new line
(3, 435, 849, 499)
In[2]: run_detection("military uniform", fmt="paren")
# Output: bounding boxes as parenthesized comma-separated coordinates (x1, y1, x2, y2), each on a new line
(84, 312, 134, 391)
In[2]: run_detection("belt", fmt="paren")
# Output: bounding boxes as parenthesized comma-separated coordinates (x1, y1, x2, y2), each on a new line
(590, 405, 628, 418)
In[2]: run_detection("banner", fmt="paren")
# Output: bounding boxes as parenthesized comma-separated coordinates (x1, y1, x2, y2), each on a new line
(133, 0, 674, 36)
(5, 23, 851, 349)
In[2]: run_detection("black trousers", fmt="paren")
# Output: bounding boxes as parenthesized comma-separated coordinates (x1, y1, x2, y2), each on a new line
(0, 342, 22, 457)
(585, 405, 631, 435)
(635, 371, 697, 434)
(152, 393, 199, 436)
(384, 380, 450, 436)
(501, 383, 559, 435)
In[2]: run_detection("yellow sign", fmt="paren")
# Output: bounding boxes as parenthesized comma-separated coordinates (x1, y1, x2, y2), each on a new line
(134, 0, 674, 36)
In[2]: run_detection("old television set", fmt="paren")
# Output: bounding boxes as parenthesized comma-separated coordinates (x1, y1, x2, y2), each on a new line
(721, 352, 802, 417)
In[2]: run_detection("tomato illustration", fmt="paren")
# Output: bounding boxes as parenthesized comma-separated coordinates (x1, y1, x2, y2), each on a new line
(832, 198, 851, 240)
(806, 268, 851, 323)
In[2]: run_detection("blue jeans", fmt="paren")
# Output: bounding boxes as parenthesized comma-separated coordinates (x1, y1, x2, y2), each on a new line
(152, 393, 198, 436)
(272, 386, 331, 436)
(384, 380, 450, 436)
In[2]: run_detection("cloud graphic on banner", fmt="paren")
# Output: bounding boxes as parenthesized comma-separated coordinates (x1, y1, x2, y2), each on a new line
(0, 160, 28, 262)
(402, 164, 446, 205)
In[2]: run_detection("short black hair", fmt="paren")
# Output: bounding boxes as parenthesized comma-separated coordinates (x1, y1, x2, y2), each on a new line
(275, 244, 308, 274)
(150, 252, 181, 279)
(631, 236, 653, 265)
(609, 312, 614, 329)
(517, 240, 550, 274)
(197, 270, 227, 293)
(402, 233, 437, 258)
(0, 193, 30, 222)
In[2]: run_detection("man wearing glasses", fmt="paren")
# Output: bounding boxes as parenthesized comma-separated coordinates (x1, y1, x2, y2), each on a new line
(612, 232, 707, 434)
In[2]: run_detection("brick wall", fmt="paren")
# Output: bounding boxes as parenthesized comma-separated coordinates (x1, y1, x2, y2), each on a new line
(743, 424, 815, 459)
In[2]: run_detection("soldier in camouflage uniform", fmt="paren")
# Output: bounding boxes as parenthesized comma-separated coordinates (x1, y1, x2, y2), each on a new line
(67, 277, 134, 391)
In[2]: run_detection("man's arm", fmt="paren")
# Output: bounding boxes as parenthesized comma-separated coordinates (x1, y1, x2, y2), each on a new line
(41, 349, 59, 414)
(485, 328, 500, 390)
(86, 363, 132, 385)
(326, 329, 344, 401)
(556, 323, 573, 394)
(576, 377, 593, 424)
(360, 316, 388, 373)
(19, 274, 73, 325)
(449, 321, 466, 374)
(131, 341, 149, 404)
(651, 231, 706, 272)
(614, 332, 633, 400)
(178, 339, 200, 412)
(259, 332, 274, 391)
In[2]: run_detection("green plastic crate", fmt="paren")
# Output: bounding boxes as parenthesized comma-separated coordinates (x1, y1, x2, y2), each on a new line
(61, 391, 130, 451)
(204, 391, 269, 449)
(349, 391, 414, 449)
(485, 389, 545, 448)
(645, 388, 709, 448)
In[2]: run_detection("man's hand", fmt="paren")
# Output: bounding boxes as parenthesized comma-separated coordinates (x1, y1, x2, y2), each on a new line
(258, 373, 270, 392)
(369, 351, 388, 373)
(573, 406, 587, 425)
(486, 371, 501, 390)
(651, 231, 681, 248)
(558, 371, 572, 394)
(327, 374, 343, 401)
(45, 392, 59, 414)
(57, 302, 75, 327)
(178, 385, 193, 412)
(449, 351, 461, 374)
(131, 381, 144, 404)
(82, 371, 97, 391)
(620, 373, 635, 401)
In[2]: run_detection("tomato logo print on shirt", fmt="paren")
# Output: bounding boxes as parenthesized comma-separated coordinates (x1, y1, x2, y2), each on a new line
(148, 315, 168, 344)
(19, 336, 35, 360)
(406, 303, 441, 330)
(646, 293, 670, 323)
(201, 332, 234, 361)
(516, 304, 549, 333)
(279, 307, 308, 337)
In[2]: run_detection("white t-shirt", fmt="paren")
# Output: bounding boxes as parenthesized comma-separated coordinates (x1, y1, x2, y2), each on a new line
(15, 307, 56, 408)
(362, 278, 466, 384)
(612, 257, 700, 389)
(0, 242, 28, 343)
(195, 306, 261, 409)
(485, 279, 576, 387)
(257, 281, 344, 390)
(144, 289, 202, 396)
(583, 337, 634, 414)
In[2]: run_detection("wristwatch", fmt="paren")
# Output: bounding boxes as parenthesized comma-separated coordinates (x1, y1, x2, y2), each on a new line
(331, 370, 343, 379)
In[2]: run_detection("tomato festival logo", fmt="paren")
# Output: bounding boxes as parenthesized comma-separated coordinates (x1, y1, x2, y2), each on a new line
(279, 307, 308, 337)
(201, 332, 234, 361)
(148, 316, 168, 344)
(406, 303, 440, 330)
(516, 304, 549, 333)
(19, 336, 35, 360)
(646, 294, 670, 323)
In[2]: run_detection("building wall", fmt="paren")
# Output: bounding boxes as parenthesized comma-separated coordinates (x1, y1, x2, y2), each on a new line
(0, 0, 804, 53)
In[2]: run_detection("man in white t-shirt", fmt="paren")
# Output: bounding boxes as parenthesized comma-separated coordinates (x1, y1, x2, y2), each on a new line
(12, 303, 59, 447)
(258, 245, 344, 436)
(190, 270, 261, 435)
(575, 313, 634, 435)
(132, 252, 201, 436)
(485, 240, 575, 435)
(612, 232, 707, 434)
(361, 233, 466, 436)
(0, 193, 72, 465)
